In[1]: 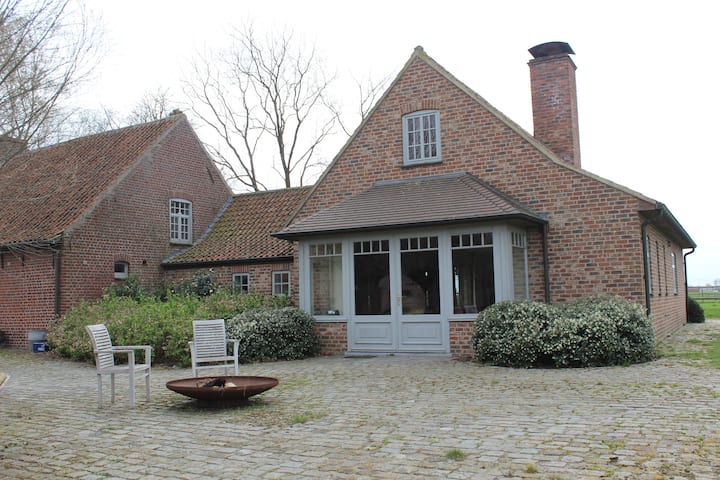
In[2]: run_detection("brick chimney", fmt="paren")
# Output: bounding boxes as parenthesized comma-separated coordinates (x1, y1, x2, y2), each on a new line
(528, 42, 581, 168)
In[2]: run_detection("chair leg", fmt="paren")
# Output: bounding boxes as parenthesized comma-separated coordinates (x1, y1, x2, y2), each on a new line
(110, 374, 115, 404)
(129, 371, 136, 409)
(145, 371, 151, 403)
(97, 374, 103, 408)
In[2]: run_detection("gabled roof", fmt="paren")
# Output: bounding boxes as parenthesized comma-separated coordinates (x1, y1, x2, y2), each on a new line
(0, 115, 182, 247)
(163, 187, 312, 267)
(285, 47, 691, 247)
(275, 173, 546, 240)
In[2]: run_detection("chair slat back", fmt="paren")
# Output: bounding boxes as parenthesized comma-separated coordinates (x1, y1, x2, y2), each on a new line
(86, 324, 115, 370)
(193, 319, 228, 358)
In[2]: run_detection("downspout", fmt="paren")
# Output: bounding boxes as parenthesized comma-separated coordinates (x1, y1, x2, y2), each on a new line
(641, 209, 664, 317)
(542, 223, 550, 303)
(54, 249, 62, 318)
(683, 247, 696, 322)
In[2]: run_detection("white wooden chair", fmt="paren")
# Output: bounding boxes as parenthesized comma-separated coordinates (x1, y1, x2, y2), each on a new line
(189, 319, 239, 377)
(85, 324, 151, 408)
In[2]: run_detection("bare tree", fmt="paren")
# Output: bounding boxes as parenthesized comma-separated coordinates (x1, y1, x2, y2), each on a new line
(127, 87, 176, 124)
(334, 74, 390, 137)
(0, 0, 101, 153)
(184, 25, 338, 191)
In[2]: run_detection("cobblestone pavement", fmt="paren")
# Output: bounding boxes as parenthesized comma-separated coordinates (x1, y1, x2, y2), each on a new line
(2, 321, 720, 480)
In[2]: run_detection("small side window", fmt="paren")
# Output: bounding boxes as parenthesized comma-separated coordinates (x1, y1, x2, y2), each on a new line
(272, 270, 290, 296)
(233, 273, 250, 294)
(114, 261, 129, 280)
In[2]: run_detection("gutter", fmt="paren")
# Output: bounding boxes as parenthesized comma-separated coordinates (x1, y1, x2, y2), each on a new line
(54, 249, 62, 318)
(542, 223, 551, 303)
(683, 247, 696, 322)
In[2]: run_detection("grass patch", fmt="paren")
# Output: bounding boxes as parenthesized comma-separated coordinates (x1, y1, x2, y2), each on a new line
(696, 300, 720, 319)
(445, 448, 466, 460)
(661, 338, 720, 368)
(525, 464, 539, 473)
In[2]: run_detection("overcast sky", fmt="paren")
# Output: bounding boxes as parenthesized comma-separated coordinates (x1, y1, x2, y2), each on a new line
(81, 0, 719, 286)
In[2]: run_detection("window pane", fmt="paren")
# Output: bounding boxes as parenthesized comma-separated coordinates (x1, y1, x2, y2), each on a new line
(452, 248, 495, 313)
(311, 256, 343, 315)
(512, 245, 528, 300)
(401, 250, 440, 314)
(354, 253, 390, 315)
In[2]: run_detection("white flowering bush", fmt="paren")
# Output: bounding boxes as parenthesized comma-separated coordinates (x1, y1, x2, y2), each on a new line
(473, 301, 557, 367)
(226, 307, 320, 363)
(473, 295, 655, 368)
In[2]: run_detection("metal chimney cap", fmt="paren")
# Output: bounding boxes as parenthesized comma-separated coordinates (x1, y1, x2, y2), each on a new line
(529, 42, 575, 59)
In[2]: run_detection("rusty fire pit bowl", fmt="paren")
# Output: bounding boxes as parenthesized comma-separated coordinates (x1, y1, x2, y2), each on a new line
(166, 376, 278, 405)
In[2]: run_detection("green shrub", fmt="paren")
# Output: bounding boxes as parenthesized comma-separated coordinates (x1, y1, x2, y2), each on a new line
(473, 295, 655, 368)
(473, 300, 557, 367)
(226, 307, 319, 363)
(172, 270, 220, 297)
(687, 297, 706, 323)
(48, 290, 294, 366)
(104, 274, 148, 301)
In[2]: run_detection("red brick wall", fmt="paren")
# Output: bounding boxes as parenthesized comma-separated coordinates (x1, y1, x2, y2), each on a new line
(164, 262, 294, 298)
(315, 321, 347, 355)
(292, 54, 687, 351)
(0, 119, 232, 347)
(449, 320, 474, 360)
(59, 119, 231, 313)
(645, 225, 688, 340)
(0, 250, 57, 348)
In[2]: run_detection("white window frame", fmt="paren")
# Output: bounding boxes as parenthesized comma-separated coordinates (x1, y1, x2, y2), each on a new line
(113, 261, 129, 280)
(272, 270, 290, 296)
(169, 199, 192, 244)
(297, 225, 528, 323)
(232, 273, 250, 294)
(671, 252, 678, 295)
(402, 110, 441, 165)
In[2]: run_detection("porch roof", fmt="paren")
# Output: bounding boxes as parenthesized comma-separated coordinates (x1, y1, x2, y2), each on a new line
(274, 172, 547, 240)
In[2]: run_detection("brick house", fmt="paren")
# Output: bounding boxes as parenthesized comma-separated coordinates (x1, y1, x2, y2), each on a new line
(275, 43, 695, 358)
(162, 187, 311, 296)
(0, 113, 232, 348)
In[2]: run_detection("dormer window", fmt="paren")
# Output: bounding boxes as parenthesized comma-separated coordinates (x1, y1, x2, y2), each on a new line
(170, 199, 192, 244)
(403, 110, 441, 165)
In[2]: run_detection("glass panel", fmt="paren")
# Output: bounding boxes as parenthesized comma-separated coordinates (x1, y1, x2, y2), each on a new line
(513, 245, 528, 300)
(462, 234, 471, 247)
(354, 252, 390, 315)
(400, 238, 408, 250)
(484, 232, 493, 245)
(430, 236, 438, 248)
(311, 256, 343, 315)
(452, 247, 495, 314)
(451, 235, 459, 248)
(401, 250, 440, 314)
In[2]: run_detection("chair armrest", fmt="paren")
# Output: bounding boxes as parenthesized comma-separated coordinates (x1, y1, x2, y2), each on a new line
(228, 338, 239, 356)
(111, 345, 152, 365)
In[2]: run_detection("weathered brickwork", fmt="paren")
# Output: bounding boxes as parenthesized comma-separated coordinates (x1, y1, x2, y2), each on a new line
(291, 52, 689, 355)
(59, 119, 231, 313)
(164, 262, 294, 298)
(0, 250, 57, 348)
(449, 320, 475, 360)
(1, 118, 231, 347)
(314, 321, 348, 355)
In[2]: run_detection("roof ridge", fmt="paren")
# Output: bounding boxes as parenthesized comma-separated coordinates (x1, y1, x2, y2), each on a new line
(24, 114, 181, 155)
